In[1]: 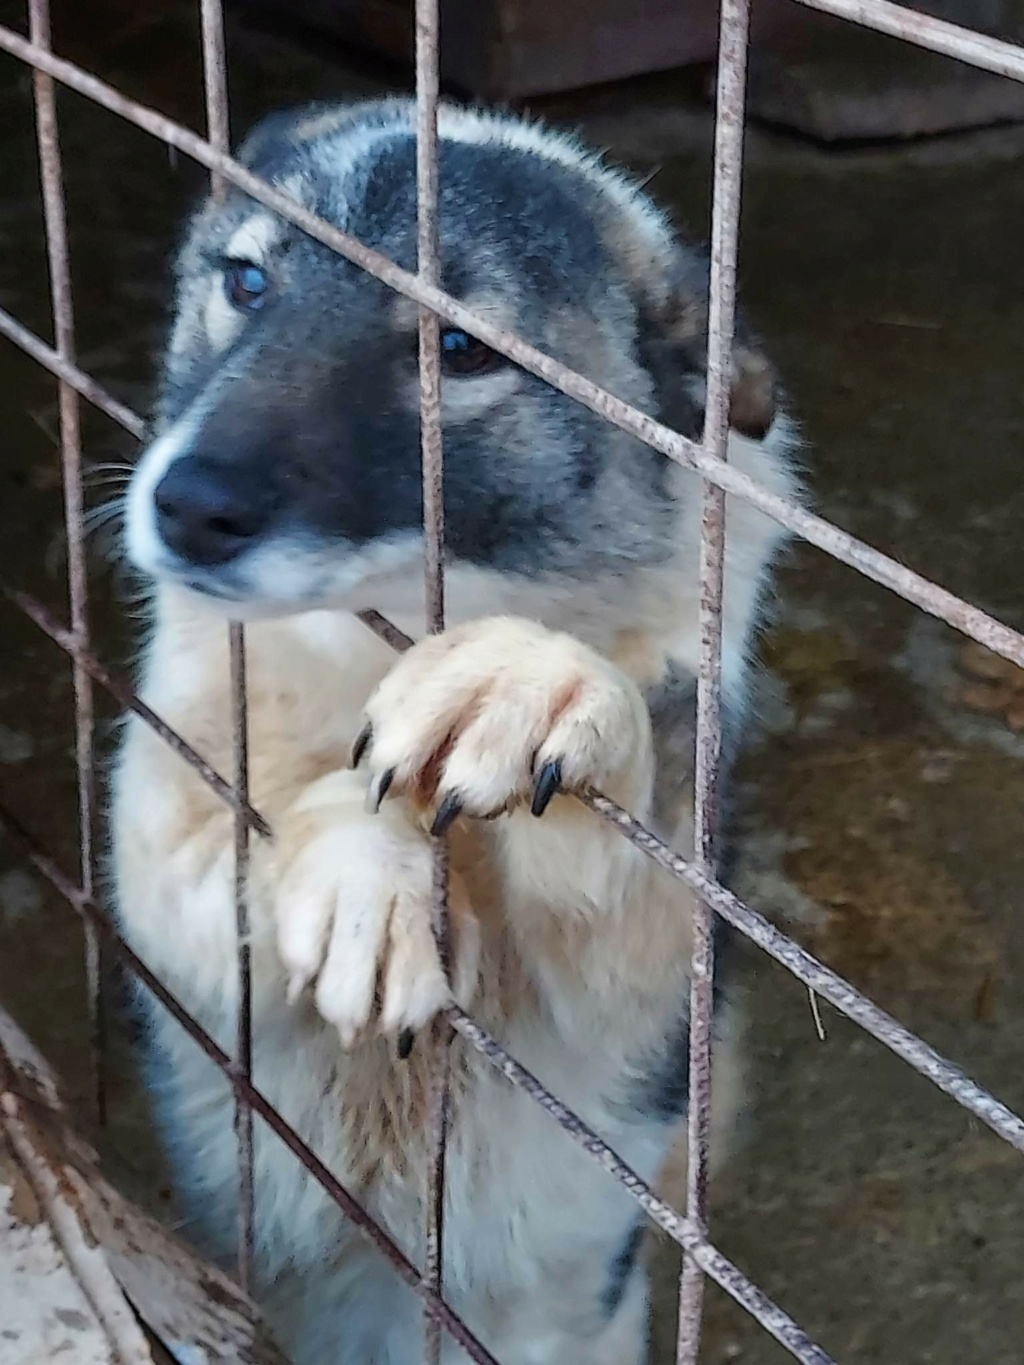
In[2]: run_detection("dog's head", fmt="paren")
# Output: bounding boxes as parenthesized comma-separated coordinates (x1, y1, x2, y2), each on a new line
(126, 99, 779, 620)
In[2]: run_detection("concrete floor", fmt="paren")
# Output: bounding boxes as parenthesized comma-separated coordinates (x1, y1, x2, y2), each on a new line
(2, 3, 1024, 1361)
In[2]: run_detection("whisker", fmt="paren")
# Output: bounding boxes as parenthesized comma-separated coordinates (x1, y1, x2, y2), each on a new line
(84, 464, 134, 490)
(85, 461, 136, 474)
(84, 496, 126, 536)
(84, 477, 133, 495)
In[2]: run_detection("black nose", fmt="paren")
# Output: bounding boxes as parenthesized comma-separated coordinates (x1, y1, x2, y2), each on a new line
(154, 458, 270, 567)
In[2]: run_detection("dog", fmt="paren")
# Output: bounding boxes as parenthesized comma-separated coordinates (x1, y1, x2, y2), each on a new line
(111, 97, 799, 1364)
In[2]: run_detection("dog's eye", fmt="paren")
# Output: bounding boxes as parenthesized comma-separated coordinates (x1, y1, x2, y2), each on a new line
(439, 327, 502, 376)
(224, 260, 269, 312)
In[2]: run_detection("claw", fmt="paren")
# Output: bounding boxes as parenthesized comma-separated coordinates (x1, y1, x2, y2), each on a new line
(531, 758, 562, 817)
(367, 767, 395, 814)
(397, 1028, 416, 1060)
(431, 791, 463, 837)
(350, 722, 372, 768)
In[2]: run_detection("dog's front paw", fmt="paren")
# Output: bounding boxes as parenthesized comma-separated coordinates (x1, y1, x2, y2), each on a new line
(355, 616, 653, 832)
(275, 782, 478, 1048)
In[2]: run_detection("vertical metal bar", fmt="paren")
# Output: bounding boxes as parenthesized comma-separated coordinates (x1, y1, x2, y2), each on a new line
(199, 0, 230, 201)
(417, 0, 445, 639)
(415, 2, 451, 1359)
(677, 0, 752, 1359)
(424, 841, 453, 1361)
(27, 0, 105, 1127)
(229, 623, 255, 1290)
(198, 0, 254, 1292)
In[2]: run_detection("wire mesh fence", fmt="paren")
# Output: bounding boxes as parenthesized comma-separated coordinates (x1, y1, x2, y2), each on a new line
(1, 1, 1024, 1361)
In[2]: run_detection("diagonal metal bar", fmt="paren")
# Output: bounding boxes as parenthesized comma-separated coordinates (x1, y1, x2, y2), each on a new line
(448, 1009, 835, 1365)
(793, 0, 1024, 80)
(15, 574, 1022, 1168)
(0, 579, 271, 836)
(0, 304, 147, 438)
(4, 8, 1024, 1362)
(580, 788, 1024, 1152)
(356, 609, 1024, 1153)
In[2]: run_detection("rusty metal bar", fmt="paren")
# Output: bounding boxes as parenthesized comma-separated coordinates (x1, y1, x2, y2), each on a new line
(416, 0, 445, 641)
(5, 739, 1019, 1363)
(413, 2, 453, 1357)
(1, 579, 271, 836)
(581, 788, 1024, 1152)
(0, 305, 146, 438)
(448, 1009, 834, 1365)
(199, 0, 230, 200)
(229, 622, 255, 1289)
(196, 0, 255, 1292)
(0, 798, 502, 1365)
(357, 607, 416, 653)
(678, 0, 751, 1356)
(793, 0, 1024, 81)
(26, 0, 105, 1126)
(423, 853, 453, 1365)
(3, 23, 1023, 676)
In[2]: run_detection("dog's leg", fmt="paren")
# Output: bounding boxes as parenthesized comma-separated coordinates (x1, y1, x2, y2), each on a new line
(116, 737, 478, 1052)
(271, 768, 479, 1043)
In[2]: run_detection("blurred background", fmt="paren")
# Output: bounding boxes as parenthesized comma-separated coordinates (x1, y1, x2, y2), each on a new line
(2, 1, 1024, 1359)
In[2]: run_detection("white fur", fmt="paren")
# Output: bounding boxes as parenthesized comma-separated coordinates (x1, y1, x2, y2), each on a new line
(225, 214, 283, 265)
(202, 275, 243, 353)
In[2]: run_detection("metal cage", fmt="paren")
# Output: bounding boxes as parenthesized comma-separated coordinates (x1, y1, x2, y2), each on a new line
(2, 1, 1024, 1361)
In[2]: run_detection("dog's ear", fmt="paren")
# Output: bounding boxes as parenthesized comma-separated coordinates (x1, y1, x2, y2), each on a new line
(726, 342, 777, 440)
(636, 245, 778, 442)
